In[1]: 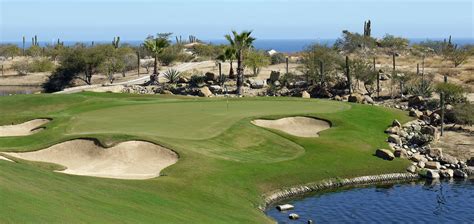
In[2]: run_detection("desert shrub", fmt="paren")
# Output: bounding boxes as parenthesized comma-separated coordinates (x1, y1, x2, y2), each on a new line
(159, 45, 184, 66)
(189, 74, 206, 87)
(415, 39, 446, 54)
(452, 102, 474, 126)
(435, 82, 466, 104)
(406, 74, 434, 97)
(191, 44, 225, 59)
(122, 53, 138, 73)
(26, 45, 42, 57)
(443, 46, 469, 67)
(29, 58, 55, 72)
(334, 30, 377, 52)
(0, 44, 21, 59)
(11, 60, 30, 75)
(379, 34, 409, 50)
(163, 69, 181, 83)
(141, 60, 154, 73)
(270, 53, 286, 65)
(300, 44, 340, 84)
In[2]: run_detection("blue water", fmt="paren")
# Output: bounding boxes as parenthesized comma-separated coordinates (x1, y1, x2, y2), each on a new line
(266, 179, 474, 223)
(3, 38, 473, 53)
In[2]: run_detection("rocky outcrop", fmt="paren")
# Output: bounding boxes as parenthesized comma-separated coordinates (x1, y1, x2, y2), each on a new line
(375, 149, 395, 160)
(302, 91, 310, 99)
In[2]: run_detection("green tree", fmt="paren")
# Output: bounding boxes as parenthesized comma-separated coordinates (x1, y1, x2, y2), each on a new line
(217, 47, 237, 79)
(143, 33, 171, 76)
(225, 30, 256, 94)
(26, 45, 42, 57)
(244, 50, 270, 76)
(380, 34, 409, 50)
(300, 44, 340, 84)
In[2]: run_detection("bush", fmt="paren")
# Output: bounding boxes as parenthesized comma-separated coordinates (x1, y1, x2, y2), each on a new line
(159, 45, 183, 66)
(29, 58, 55, 72)
(334, 30, 377, 52)
(435, 82, 466, 104)
(406, 75, 433, 97)
(244, 50, 270, 76)
(270, 53, 286, 65)
(11, 60, 30, 75)
(0, 44, 21, 59)
(452, 102, 474, 126)
(163, 69, 181, 83)
(189, 74, 206, 87)
(191, 44, 225, 59)
(379, 34, 409, 50)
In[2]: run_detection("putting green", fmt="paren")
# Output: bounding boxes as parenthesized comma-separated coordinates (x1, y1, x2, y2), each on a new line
(67, 99, 349, 139)
(0, 93, 411, 223)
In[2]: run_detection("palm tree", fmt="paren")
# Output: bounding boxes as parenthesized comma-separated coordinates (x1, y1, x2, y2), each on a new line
(143, 34, 171, 76)
(225, 31, 255, 95)
(217, 47, 237, 79)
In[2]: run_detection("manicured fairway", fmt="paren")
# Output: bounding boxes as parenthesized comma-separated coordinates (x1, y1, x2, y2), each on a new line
(0, 93, 411, 223)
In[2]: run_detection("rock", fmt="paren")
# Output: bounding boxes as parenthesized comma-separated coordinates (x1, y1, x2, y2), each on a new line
(441, 154, 459, 165)
(427, 148, 442, 159)
(420, 169, 440, 179)
(209, 85, 222, 93)
(178, 77, 188, 83)
(453, 169, 468, 179)
(348, 94, 364, 103)
(408, 96, 425, 108)
(198, 86, 213, 97)
(375, 149, 395, 161)
(364, 95, 375, 104)
(429, 113, 441, 125)
(421, 126, 437, 135)
(248, 79, 266, 89)
(268, 71, 281, 82)
(161, 90, 174, 95)
(302, 91, 311, 99)
(294, 81, 307, 88)
(467, 157, 474, 166)
(394, 149, 407, 158)
(407, 165, 417, 173)
(418, 161, 426, 168)
(274, 80, 281, 87)
(411, 154, 428, 163)
(409, 109, 423, 118)
(334, 95, 342, 101)
(289, 213, 300, 220)
(276, 204, 294, 211)
(388, 134, 402, 145)
(440, 169, 454, 178)
(205, 72, 217, 81)
(425, 161, 441, 169)
(392, 120, 402, 127)
(385, 127, 399, 135)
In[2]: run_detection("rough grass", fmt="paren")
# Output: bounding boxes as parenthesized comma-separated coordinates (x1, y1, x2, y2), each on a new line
(0, 92, 411, 223)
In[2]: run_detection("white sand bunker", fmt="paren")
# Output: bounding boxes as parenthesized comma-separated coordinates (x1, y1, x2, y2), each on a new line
(0, 155, 13, 162)
(5, 140, 178, 180)
(251, 116, 331, 137)
(0, 119, 50, 137)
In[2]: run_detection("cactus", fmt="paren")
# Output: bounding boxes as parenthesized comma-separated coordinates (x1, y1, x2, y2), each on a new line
(91, 41, 95, 46)
(319, 60, 325, 86)
(363, 20, 371, 37)
(34, 35, 38, 46)
(188, 35, 199, 43)
(22, 36, 26, 55)
(112, 36, 120, 48)
(345, 56, 351, 93)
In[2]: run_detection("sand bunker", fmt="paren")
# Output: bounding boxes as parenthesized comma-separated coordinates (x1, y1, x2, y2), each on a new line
(5, 140, 178, 180)
(251, 116, 330, 137)
(0, 155, 13, 162)
(0, 119, 50, 137)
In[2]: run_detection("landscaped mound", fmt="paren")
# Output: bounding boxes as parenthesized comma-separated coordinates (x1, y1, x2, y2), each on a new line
(5, 139, 178, 180)
(0, 119, 50, 137)
(251, 116, 331, 137)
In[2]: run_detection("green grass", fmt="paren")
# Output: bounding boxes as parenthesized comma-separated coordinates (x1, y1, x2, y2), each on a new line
(0, 92, 411, 223)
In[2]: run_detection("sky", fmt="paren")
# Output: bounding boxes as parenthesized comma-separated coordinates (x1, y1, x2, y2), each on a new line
(0, 0, 472, 42)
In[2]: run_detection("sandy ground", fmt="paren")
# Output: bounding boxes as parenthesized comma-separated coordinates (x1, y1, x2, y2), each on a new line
(0, 119, 50, 137)
(5, 139, 178, 180)
(251, 116, 330, 137)
(433, 130, 474, 162)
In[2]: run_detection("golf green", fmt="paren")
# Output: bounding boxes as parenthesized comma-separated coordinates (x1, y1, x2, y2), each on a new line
(0, 93, 411, 223)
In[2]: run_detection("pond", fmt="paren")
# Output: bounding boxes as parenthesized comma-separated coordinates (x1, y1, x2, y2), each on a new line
(0, 86, 42, 96)
(266, 178, 474, 223)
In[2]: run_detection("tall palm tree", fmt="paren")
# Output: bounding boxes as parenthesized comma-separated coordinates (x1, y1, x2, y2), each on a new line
(217, 47, 237, 79)
(225, 30, 255, 95)
(143, 35, 171, 76)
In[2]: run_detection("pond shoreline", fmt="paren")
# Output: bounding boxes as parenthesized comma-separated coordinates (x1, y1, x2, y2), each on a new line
(260, 172, 420, 211)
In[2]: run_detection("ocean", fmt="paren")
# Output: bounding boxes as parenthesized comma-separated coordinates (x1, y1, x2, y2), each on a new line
(2, 38, 473, 53)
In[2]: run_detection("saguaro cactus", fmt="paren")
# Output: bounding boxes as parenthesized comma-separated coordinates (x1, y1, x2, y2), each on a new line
(112, 36, 120, 48)
(22, 36, 26, 55)
(364, 20, 371, 37)
(319, 60, 325, 86)
(345, 56, 351, 94)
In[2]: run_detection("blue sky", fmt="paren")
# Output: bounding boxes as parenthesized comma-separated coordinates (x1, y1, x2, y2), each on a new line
(0, 0, 472, 42)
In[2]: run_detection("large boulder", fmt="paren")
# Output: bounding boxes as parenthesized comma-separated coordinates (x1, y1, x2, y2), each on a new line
(420, 169, 440, 179)
(392, 120, 402, 128)
(411, 154, 428, 163)
(302, 91, 311, 99)
(406, 165, 417, 173)
(453, 169, 468, 179)
(427, 148, 443, 159)
(209, 85, 222, 93)
(385, 126, 400, 135)
(387, 134, 402, 145)
(467, 157, 474, 166)
(408, 96, 425, 108)
(394, 148, 408, 158)
(409, 108, 423, 118)
(198, 86, 213, 97)
(375, 149, 395, 161)
(363, 95, 375, 104)
(248, 79, 266, 89)
(348, 94, 364, 103)
(205, 72, 217, 81)
(425, 161, 441, 169)
(440, 169, 454, 178)
(440, 154, 459, 165)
